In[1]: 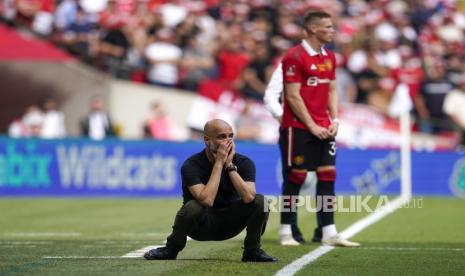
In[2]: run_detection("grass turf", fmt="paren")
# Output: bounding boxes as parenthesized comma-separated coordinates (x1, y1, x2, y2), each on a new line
(0, 197, 464, 275)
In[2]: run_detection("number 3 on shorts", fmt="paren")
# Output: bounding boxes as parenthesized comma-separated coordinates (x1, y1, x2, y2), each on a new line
(329, 141, 336, 156)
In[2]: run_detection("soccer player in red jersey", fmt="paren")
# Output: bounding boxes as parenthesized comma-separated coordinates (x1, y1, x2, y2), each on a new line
(278, 11, 359, 247)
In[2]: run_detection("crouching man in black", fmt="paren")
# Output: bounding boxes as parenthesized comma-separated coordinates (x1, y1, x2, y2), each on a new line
(144, 119, 277, 263)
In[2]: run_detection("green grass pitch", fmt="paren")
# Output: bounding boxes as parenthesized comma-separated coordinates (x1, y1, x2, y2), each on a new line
(0, 197, 464, 275)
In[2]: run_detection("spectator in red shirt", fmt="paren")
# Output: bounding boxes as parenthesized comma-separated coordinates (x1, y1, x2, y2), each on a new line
(217, 36, 250, 86)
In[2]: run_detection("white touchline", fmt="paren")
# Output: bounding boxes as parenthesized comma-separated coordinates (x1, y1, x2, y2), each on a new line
(82, 245, 133, 248)
(121, 245, 164, 258)
(42, 245, 166, 259)
(0, 241, 52, 244)
(41, 237, 194, 259)
(338, 196, 409, 239)
(3, 232, 81, 237)
(275, 196, 410, 276)
(118, 232, 169, 237)
(1, 245, 37, 248)
(43, 256, 121, 259)
(121, 236, 193, 258)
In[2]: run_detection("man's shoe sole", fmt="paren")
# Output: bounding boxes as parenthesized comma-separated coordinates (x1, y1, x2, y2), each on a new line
(242, 258, 278, 263)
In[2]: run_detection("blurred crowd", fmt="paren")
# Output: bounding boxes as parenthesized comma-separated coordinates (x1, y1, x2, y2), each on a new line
(7, 96, 116, 140)
(8, 95, 193, 141)
(2, 0, 465, 145)
(8, 98, 66, 138)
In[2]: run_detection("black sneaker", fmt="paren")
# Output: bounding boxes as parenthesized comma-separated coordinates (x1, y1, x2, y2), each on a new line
(242, 248, 278, 263)
(311, 227, 322, 243)
(291, 224, 306, 243)
(144, 246, 178, 260)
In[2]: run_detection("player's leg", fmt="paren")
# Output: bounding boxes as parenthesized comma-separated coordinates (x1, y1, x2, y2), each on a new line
(316, 164, 337, 238)
(300, 133, 322, 243)
(279, 127, 308, 245)
(282, 161, 305, 243)
(291, 218, 305, 242)
(312, 198, 323, 242)
(316, 138, 359, 247)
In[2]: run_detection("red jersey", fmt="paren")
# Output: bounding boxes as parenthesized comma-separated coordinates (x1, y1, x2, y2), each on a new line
(281, 41, 336, 130)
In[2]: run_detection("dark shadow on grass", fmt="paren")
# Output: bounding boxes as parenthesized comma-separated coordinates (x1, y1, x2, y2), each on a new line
(174, 258, 241, 263)
(146, 258, 281, 263)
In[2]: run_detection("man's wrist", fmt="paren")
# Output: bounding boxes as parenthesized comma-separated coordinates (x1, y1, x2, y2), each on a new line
(332, 118, 340, 124)
(214, 161, 224, 169)
(225, 163, 237, 172)
(306, 122, 316, 130)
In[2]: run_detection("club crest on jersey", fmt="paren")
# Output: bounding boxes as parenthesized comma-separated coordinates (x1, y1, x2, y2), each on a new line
(325, 59, 333, 71)
(294, 155, 304, 165)
(316, 60, 333, 72)
(286, 65, 296, 76)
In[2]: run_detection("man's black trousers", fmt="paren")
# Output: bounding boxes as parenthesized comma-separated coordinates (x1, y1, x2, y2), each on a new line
(166, 194, 269, 252)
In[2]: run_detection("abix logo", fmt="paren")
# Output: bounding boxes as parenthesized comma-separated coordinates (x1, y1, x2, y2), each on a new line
(0, 142, 52, 188)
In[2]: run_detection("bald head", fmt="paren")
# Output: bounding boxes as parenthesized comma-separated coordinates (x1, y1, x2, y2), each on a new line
(204, 119, 232, 137)
(203, 119, 234, 153)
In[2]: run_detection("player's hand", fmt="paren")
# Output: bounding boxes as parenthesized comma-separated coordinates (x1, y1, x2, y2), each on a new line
(328, 121, 339, 137)
(225, 140, 236, 166)
(215, 140, 232, 165)
(310, 125, 330, 140)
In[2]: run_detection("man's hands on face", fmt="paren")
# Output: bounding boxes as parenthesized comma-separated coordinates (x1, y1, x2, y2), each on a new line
(225, 140, 235, 166)
(214, 140, 233, 165)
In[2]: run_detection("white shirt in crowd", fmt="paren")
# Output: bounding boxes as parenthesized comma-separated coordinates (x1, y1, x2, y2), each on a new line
(347, 49, 401, 73)
(8, 120, 27, 138)
(443, 88, 465, 128)
(42, 110, 66, 138)
(145, 42, 182, 85)
(89, 112, 109, 140)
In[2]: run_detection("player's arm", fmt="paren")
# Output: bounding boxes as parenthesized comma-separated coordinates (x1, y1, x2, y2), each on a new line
(187, 142, 231, 207)
(225, 142, 256, 203)
(264, 63, 284, 121)
(328, 81, 340, 137)
(285, 82, 330, 139)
